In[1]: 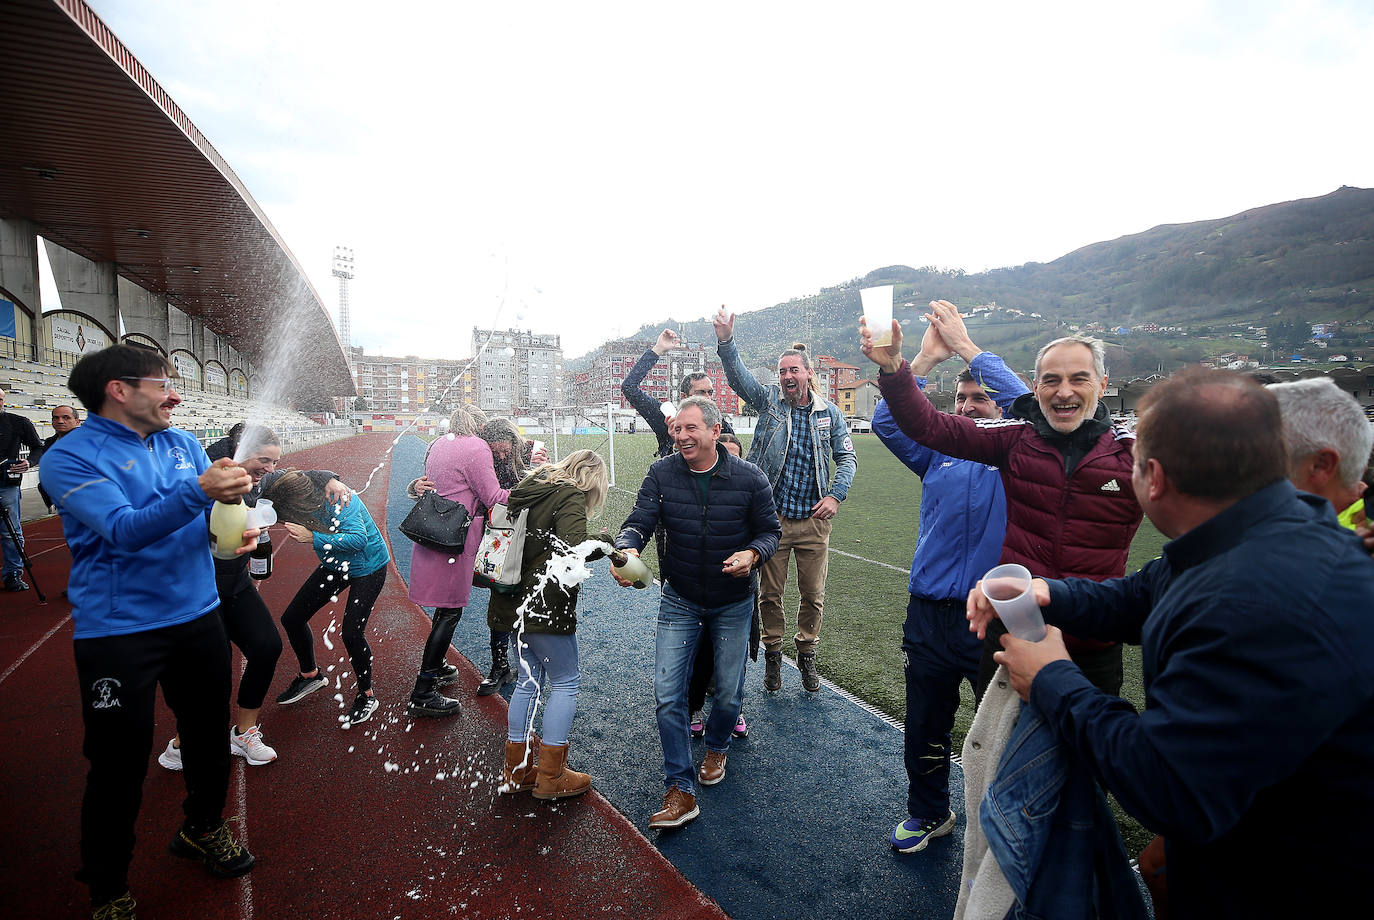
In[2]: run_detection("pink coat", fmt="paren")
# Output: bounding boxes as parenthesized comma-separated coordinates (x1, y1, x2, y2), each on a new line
(407, 435, 510, 608)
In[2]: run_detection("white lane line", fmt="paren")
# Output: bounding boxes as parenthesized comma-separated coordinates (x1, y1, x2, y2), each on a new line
(0, 614, 71, 686)
(827, 547, 910, 574)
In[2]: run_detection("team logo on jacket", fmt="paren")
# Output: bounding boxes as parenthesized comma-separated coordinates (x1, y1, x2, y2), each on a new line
(91, 677, 123, 710)
(1100, 479, 1122, 492)
(168, 446, 194, 470)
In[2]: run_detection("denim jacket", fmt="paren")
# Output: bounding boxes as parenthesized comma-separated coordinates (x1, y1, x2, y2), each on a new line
(717, 338, 856, 507)
(981, 699, 1147, 920)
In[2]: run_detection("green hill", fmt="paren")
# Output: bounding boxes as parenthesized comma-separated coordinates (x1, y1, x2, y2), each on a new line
(585, 186, 1374, 378)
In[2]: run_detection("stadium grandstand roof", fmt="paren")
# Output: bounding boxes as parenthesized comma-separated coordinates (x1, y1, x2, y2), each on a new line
(0, 0, 354, 401)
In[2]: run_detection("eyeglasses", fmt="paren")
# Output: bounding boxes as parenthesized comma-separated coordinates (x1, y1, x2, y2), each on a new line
(119, 376, 175, 394)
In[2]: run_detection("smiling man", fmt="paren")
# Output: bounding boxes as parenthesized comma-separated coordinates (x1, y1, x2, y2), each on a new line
(715, 307, 857, 693)
(862, 303, 1142, 701)
(615, 396, 780, 830)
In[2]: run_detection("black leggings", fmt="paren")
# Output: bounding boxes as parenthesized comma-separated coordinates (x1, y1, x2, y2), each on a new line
(219, 582, 282, 710)
(281, 565, 387, 693)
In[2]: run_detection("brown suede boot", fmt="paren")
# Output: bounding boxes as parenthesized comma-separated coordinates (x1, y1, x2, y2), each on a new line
(532, 741, 591, 800)
(499, 740, 538, 794)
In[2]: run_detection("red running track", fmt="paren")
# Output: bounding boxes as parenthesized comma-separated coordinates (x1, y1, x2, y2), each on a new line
(0, 433, 726, 920)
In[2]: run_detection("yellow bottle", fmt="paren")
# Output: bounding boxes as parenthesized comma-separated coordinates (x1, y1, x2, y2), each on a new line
(209, 499, 249, 560)
(609, 550, 653, 589)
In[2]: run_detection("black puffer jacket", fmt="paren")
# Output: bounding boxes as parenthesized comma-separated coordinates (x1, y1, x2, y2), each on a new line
(617, 444, 780, 607)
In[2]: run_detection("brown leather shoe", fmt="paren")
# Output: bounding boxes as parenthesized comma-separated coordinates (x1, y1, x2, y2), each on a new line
(498, 740, 537, 794)
(697, 750, 727, 786)
(648, 785, 700, 829)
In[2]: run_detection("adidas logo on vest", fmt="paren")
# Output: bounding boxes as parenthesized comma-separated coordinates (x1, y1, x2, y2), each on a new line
(1100, 479, 1122, 492)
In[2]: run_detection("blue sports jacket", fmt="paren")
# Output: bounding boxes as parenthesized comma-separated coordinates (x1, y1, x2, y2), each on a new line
(873, 351, 1027, 601)
(621, 347, 733, 458)
(310, 492, 390, 579)
(717, 338, 856, 508)
(39, 414, 219, 639)
(616, 443, 780, 607)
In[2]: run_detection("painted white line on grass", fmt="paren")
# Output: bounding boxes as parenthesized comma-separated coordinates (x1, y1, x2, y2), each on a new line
(827, 547, 910, 574)
(0, 614, 71, 686)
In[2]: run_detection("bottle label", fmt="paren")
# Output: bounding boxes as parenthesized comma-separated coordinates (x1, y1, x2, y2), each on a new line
(250, 557, 270, 576)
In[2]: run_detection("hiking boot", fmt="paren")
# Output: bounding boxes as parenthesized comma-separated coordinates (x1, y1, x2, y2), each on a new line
(407, 674, 461, 718)
(649, 786, 699, 829)
(798, 652, 820, 692)
(690, 710, 705, 739)
(91, 891, 137, 920)
(477, 646, 517, 697)
(698, 750, 727, 786)
(341, 693, 379, 727)
(229, 725, 277, 765)
(169, 819, 255, 877)
(532, 741, 591, 800)
(434, 662, 460, 687)
(498, 740, 538, 794)
(3, 573, 28, 592)
(275, 672, 328, 705)
(732, 711, 749, 738)
(763, 650, 782, 691)
(157, 738, 182, 772)
(891, 810, 956, 854)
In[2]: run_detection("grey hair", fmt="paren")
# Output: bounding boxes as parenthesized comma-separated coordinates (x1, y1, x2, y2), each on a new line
(678, 395, 721, 429)
(1035, 335, 1107, 380)
(1267, 377, 1374, 488)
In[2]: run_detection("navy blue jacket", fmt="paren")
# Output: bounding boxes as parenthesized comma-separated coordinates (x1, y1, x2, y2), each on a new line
(1030, 480, 1374, 919)
(617, 443, 780, 607)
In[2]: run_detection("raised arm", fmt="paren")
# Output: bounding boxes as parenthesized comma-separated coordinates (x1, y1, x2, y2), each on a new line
(620, 339, 672, 453)
(714, 306, 769, 412)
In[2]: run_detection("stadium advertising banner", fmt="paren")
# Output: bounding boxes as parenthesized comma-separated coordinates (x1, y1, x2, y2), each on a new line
(51, 316, 108, 355)
(171, 351, 201, 382)
(1, 299, 16, 338)
(205, 364, 227, 388)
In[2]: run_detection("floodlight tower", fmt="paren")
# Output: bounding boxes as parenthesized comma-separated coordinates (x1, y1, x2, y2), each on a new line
(332, 246, 355, 353)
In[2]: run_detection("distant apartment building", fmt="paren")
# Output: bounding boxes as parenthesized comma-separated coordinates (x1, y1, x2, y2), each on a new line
(348, 346, 476, 413)
(472, 328, 563, 413)
(815, 355, 860, 406)
(571, 337, 741, 415)
(840, 379, 881, 420)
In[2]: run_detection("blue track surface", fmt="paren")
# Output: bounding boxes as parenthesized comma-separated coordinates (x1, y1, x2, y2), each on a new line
(386, 434, 965, 919)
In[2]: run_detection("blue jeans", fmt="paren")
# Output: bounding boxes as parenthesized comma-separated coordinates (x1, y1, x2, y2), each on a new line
(655, 583, 752, 794)
(0, 485, 22, 578)
(508, 633, 580, 747)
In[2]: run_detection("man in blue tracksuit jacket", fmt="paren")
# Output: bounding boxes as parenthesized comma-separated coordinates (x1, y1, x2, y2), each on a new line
(873, 312, 1028, 854)
(40, 345, 258, 916)
(981, 367, 1374, 919)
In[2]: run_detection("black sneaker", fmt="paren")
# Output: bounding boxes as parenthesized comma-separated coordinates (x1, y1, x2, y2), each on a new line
(91, 891, 137, 920)
(763, 650, 782, 691)
(275, 673, 328, 705)
(341, 693, 379, 727)
(798, 652, 821, 692)
(3, 573, 29, 592)
(169, 819, 255, 877)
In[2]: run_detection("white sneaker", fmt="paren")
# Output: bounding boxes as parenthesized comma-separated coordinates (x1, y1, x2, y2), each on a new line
(158, 738, 183, 771)
(229, 725, 278, 765)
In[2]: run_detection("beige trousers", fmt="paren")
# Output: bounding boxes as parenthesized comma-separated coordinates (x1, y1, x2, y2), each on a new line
(758, 515, 832, 654)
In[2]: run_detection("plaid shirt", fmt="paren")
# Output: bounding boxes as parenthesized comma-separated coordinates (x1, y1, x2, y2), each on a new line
(774, 401, 820, 519)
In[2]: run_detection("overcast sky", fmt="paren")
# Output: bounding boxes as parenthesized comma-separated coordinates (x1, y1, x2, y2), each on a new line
(84, 0, 1374, 360)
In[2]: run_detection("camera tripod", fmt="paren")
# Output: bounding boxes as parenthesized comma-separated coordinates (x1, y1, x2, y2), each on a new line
(1, 500, 46, 603)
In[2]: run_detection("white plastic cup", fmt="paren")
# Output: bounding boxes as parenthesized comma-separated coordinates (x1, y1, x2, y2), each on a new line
(660, 402, 676, 419)
(981, 563, 1046, 642)
(861, 285, 894, 347)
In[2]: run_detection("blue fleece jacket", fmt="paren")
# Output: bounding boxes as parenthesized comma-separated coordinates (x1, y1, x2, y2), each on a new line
(39, 415, 218, 639)
(309, 492, 389, 579)
(873, 351, 1027, 600)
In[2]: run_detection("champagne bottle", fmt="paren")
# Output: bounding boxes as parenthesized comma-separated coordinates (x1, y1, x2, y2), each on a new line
(249, 528, 273, 580)
(208, 498, 249, 560)
(609, 549, 652, 589)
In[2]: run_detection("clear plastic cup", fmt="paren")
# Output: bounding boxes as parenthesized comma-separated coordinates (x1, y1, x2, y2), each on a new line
(981, 563, 1046, 642)
(861, 285, 894, 346)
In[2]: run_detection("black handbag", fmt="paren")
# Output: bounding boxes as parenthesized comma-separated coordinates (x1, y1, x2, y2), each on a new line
(399, 491, 472, 552)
